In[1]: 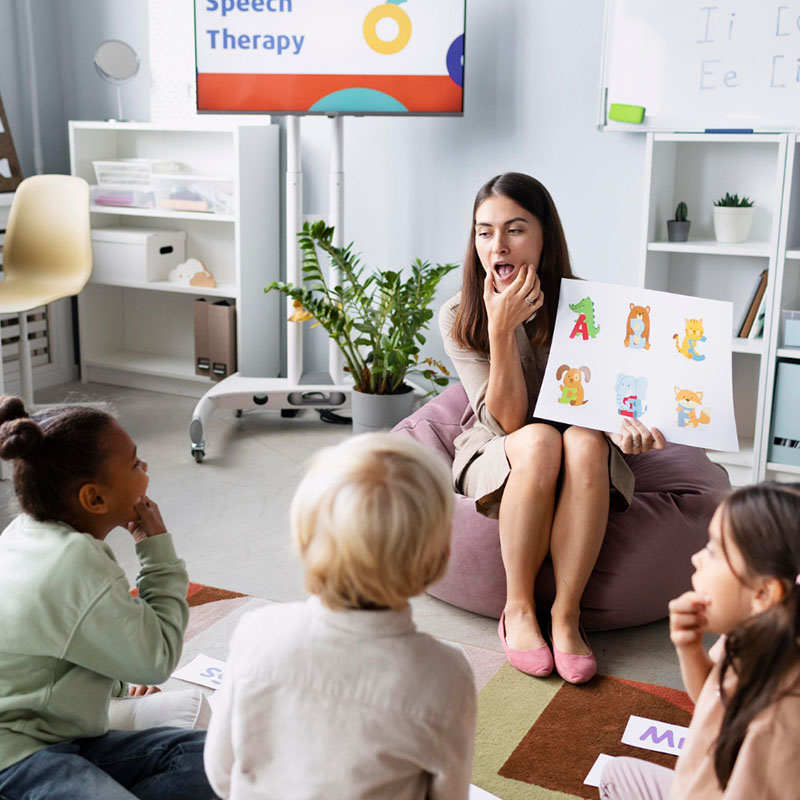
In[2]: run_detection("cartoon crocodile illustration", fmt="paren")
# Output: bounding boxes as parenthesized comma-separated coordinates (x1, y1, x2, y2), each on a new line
(568, 296, 601, 340)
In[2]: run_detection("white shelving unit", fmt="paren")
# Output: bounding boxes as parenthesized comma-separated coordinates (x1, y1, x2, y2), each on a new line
(639, 133, 788, 486)
(763, 136, 800, 482)
(69, 121, 280, 397)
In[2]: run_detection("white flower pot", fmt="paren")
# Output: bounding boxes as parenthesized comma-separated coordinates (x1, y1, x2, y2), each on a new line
(350, 386, 416, 435)
(713, 206, 755, 244)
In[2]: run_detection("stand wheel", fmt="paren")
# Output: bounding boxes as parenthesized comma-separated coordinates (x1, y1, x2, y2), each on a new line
(192, 449, 205, 464)
(281, 409, 299, 418)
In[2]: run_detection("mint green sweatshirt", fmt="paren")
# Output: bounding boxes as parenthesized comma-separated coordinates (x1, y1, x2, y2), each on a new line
(0, 514, 189, 772)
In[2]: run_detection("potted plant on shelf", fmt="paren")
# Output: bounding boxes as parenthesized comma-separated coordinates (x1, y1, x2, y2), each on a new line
(667, 201, 691, 242)
(265, 221, 458, 434)
(712, 192, 755, 244)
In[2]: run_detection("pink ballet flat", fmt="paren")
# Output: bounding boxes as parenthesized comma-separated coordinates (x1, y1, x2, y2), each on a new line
(552, 626, 597, 684)
(498, 611, 554, 677)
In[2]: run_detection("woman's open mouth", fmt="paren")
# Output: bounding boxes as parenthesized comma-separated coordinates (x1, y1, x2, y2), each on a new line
(494, 262, 515, 279)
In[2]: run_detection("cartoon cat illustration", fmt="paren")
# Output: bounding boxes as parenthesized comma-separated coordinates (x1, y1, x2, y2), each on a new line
(673, 318, 706, 361)
(623, 304, 651, 350)
(675, 386, 711, 428)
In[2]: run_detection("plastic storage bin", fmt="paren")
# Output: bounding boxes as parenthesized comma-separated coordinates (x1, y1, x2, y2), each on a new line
(768, 359, 800, 466)
(782, 309, 800, 348)
(90, 183, 155, 210)
(90, 227, 186, 285)
(92, 158, 183, 186)
(152, 174, 235, 214)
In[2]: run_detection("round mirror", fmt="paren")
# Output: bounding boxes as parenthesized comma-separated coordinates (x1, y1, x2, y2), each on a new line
(93, 40, 139, 120)
(93, 40, 139, 84)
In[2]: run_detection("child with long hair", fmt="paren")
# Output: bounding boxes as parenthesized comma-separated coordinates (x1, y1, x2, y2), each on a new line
(600, 482, 800, 798)
(204, 433, 477, 799)
(0, 396, 215, 799)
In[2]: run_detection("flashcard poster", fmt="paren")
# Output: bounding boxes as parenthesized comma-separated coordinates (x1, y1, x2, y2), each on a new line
(533, 279, 739, 452)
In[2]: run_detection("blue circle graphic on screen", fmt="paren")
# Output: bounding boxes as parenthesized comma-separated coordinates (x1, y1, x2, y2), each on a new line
(446, 34, 464, 87)
(310, 88, 408, 113)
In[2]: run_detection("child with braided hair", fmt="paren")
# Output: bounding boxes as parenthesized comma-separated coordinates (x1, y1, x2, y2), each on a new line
(0, 396, 215, 799)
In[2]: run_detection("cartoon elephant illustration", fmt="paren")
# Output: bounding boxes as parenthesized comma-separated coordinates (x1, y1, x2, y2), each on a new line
(615, 373, 648, 419)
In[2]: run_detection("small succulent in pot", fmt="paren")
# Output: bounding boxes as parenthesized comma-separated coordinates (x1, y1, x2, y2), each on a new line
(712, 193, 755, 243)
(667, 201, 691, 242)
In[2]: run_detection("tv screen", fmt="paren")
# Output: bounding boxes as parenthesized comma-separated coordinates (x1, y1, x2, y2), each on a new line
(194, 0, 466, 115)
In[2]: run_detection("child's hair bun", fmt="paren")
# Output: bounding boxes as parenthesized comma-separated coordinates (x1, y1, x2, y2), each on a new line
(0, 397, 42, 461)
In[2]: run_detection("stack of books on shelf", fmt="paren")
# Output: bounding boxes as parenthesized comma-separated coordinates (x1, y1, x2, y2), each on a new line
(738, 269, 768, 340)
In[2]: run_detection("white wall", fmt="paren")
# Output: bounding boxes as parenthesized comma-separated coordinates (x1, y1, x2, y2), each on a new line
(297, 1, 646, 371)
(1, 0, 647, 379)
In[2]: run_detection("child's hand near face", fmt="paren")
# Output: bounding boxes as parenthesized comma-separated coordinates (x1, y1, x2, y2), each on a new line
(669, 590, 713, 702)
(126, 496, 167, 542)
(669, 590, 710, 650)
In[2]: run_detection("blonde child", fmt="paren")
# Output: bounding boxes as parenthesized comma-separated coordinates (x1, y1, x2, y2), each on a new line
(600, 482, 800, 799)
(204, 433, 477, 799)
(0, 396, 215, 799)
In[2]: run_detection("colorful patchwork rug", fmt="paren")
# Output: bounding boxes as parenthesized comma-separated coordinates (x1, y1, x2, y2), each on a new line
(468, 653, 693, 800)
(173, 586, 692, 800)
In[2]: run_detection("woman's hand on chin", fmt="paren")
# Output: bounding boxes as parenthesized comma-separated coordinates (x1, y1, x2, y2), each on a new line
(483, 264, 543, 335)
(608, 417, 666, 454)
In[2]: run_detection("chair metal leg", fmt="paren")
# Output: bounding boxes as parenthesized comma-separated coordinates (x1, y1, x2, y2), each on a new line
(18, 312, 34, 409)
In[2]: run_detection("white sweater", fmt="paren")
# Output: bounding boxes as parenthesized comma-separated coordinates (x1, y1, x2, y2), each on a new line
(204, 596, 476, 800)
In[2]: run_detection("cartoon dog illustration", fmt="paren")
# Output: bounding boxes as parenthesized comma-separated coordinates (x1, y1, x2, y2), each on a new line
(556, 364, 591, 406)
(623, 304, 651, 350)
(615, 373, 648, 419)
(675, 386, 711, 428)
(673, 318, 706, 361)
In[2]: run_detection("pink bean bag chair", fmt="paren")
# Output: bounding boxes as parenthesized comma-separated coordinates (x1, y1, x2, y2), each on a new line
(392, 383, 730, 631)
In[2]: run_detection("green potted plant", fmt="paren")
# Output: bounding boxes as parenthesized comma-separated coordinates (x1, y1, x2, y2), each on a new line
(667, 201, 691, 242)
(265, 220, 458, 433)
(713, 192, 755, 243)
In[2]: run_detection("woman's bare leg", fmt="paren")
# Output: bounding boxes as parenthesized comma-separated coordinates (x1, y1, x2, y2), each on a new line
(500, 424, 562, 651)
(549, 427, 610, 655)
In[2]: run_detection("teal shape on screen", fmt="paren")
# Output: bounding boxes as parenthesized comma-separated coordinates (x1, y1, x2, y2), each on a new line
(309, 88, 408, 113)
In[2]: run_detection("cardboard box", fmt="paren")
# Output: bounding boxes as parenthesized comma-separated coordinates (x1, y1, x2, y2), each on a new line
(90, 227, 186, 285)
(194, 299, 236, 381)
(208, 300, 237, 381)
(193, 299, 211, 378)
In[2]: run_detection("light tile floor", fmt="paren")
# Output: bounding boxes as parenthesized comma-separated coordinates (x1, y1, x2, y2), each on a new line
(0, 381, 684, 690)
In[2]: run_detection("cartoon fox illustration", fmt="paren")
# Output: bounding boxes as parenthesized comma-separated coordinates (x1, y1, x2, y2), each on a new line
(675, 386, 711, 428)
(673, 318, 706, 361)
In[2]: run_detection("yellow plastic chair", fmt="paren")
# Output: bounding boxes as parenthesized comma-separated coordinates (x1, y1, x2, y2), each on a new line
(0, 175, 92, 407)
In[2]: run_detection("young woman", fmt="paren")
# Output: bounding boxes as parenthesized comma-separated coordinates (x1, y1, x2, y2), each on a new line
(600, 482, 800, 798)
(439, 172, 664, 682)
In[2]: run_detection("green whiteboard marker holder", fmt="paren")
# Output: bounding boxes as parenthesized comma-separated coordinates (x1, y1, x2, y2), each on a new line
(608, 103, 645, 124)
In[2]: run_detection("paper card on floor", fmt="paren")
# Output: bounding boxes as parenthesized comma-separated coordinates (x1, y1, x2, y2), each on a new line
(584, 753, 615, 787)
(469, 785, 501, 800)
(171, 653, 226, 690)
(533, 278, 738, 452)
(621, 715, 689, 757)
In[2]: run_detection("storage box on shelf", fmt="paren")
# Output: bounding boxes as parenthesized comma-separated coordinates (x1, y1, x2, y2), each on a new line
(639, 133, 788, 485)
(70, 121, 279, 397)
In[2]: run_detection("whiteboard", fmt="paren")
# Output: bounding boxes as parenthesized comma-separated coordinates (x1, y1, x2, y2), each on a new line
(598, 0, 800, 132)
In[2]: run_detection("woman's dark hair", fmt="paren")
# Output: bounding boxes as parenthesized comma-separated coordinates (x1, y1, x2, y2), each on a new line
(451, 172, 575, 354)
(0, 395, 116, 529)
(714, 482, 800, 789)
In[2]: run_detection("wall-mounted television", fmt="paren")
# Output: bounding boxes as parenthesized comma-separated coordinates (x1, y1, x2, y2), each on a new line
(194, 0, 466, 115)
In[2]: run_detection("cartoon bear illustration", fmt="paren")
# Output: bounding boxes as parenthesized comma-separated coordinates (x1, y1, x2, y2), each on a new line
(623, 304, 651, 350)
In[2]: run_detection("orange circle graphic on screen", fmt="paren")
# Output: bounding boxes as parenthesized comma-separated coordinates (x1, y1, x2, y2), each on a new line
(363, 4, 412, 55)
